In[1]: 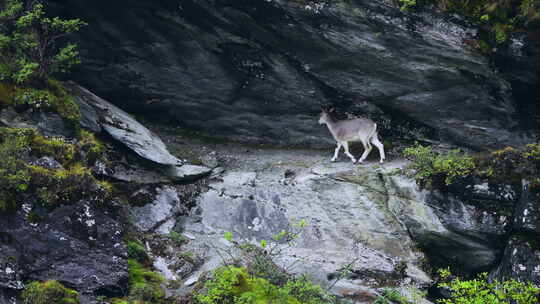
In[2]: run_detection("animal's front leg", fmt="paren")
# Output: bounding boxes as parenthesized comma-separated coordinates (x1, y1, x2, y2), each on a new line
(331, 142, 342, 162)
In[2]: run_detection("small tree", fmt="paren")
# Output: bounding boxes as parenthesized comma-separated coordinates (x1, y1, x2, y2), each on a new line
(0, 0, 86, 84)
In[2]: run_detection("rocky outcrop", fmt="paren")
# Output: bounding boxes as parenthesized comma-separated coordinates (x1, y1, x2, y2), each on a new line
(0, 200, 128, 298)
(66, 83, 212, 181)
(50, 0, 533, 150)
(490, 187, 540, 285)
(494, 33, 540, 134)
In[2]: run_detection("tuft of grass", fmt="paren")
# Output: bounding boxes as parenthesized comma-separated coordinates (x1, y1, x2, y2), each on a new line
(128, 259, 165, 304)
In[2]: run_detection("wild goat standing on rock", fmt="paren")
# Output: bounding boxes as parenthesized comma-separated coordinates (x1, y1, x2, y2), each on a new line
(318, 108, 385, 164)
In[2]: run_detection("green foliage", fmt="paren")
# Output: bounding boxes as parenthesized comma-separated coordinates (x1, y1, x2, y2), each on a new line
(21, 280, 79, 304)
(403, 144, 475, 188)
(127, 241, 149, 263)
(438, 272, 540, 304)
(0, 0, 86, 84)
(0, 128, 30, 211)
(0, 127, 110, 211)
(168, 231, 188, 245)
(196, 266, 334, 304)
(399, 0, 417, 10)
(128, 259, 165, 304)
(397, 0, 540, 48)
(374, 288, 410, 304)
(78, 130, 104, 164)
(1, 79, 81, 124)
(477, 144, 540, 190)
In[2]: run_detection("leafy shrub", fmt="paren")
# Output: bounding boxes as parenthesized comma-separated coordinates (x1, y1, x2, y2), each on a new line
(0, 129, 31, 211)
(0, 127, 110, 211)
(21, 280, 79, 304)
(128, 259, 165, 304)
(403, 144, 475, 188)
(196, 266, 333, 304)
(374, 288, 409, 304)
(438, 271, 540, 304)
(0, 0, 86, 84)
(477, 144, 540, 190)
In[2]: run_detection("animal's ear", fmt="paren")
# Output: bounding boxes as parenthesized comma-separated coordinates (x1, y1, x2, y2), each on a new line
(329, 108, 335, 113)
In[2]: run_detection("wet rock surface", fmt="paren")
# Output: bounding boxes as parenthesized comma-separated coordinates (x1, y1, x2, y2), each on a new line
(490, 235, 540, 285)
(0, 200, 128, 298)
(49, 0, 534, 150)
(130, 186, 186, 234)
(161, 140, 441, 298)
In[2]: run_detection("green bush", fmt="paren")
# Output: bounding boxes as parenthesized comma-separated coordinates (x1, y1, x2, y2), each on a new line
(196, 266, 334, 304)
(0, 129, 31, 211)
(128, 259, 165, 304)
(438, 271, 540, 304)
(21, 280, 79, 304)
(0, 127, 110, 211)
(0, 0, 86, 84)
(403, 144, 475, 188)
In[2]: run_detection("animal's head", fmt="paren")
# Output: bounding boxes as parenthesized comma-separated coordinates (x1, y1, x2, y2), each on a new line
(319, 108, 334, 125)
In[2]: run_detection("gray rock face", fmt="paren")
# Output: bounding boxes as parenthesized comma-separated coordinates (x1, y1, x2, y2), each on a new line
(50, 0, 532, 150)
(489, 188, 540, 285)
(0, 201, 128, 298)
(513, 187, 540, 235)
(67, 83, 182, 166)
(490, 236, 540, 285)
(417, 190, 509, 272)
(131, 186, 185, 233)
(67, 83, 212, 181)
(177, 150, 445, 299)
(0, 108, 74, 138)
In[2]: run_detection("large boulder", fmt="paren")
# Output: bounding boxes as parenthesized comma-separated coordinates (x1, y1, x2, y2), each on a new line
(66, 83, 212, 181)
(49, 0, 532, 150)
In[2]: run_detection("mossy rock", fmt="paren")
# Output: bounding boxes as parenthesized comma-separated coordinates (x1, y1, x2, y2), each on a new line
(21, 280, 79, 304)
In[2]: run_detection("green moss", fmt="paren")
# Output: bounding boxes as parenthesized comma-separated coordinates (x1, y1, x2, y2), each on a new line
(0, 127, 113, 211)
(0, 79, 80, 124)
(128, 259, 165, 304)
(0, 82, 15, 106)
(77, 130, 105, 164)
(127, 241, 149, 263)
(0, 129, 31, 211)
(196, 266, 333, 304)
(29, 133, 75, 165)
(27, 210, 41, 223)
(21, 280, 79, 304)
(28, 163, 109, 208)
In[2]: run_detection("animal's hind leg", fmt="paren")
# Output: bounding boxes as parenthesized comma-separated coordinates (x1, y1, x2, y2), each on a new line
(331, 142, 342, 162)
(342, 142, 356, 163)
(358, 139, 372, 163)
(371, 135, 385, 163)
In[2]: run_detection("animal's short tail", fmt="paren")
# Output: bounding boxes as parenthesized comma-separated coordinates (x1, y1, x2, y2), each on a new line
(368, 123, 377, 141)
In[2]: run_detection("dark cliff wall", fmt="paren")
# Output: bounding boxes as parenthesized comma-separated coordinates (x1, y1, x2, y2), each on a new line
(50, 0, 535, 149)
